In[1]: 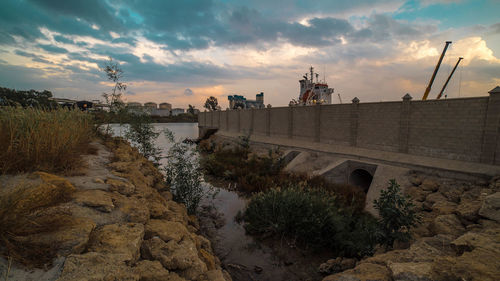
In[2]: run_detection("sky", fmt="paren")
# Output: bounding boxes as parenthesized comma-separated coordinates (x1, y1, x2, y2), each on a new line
(0, 0, 499, 109)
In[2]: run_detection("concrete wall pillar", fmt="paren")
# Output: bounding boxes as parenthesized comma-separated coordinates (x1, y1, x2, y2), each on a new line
(315, 104, 321, 142)
(399, 93, 412, 153)
(226, 110, 229, 131)
(288, 107, 294, 139)
(481, 86, 500, 164)
(217, 110, 221, 129)
(350, 97, 360, 146)
(266, 107, 271, 136)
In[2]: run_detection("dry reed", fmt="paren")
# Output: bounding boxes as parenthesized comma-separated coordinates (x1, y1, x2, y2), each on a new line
(0, 107, 94, 174)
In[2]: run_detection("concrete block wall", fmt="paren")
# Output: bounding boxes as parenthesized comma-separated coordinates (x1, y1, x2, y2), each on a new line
(199, 87, 500, 165)
(269, 107, 289, 138)
(408, 97, 488, 162)
(320, 104, 351, 146)
(253, 109, 267, 135)
(357, 102, 401, 152)
(292, 106, 316, 140)
(240, 109, 253, 135)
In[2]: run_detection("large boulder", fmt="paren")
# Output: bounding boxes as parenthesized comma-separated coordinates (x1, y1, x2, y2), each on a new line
(431, 247, 500, 281)
(388, 262, 433, 281)
(141, 237, 208, 280)
(479, 192, 500, 223)
(429, 214, 465, 237)
(420, 179, 439, 192)
(58, 252, 138, 281)
(456, 198, 482, 223)
(133, 260, 185, 281)
(86, 222, 144, 263)
(113, 194, 150, 224)
(73, 189, 114, 213)
(322, 262, 391, 281)
(106, 178, 136, 196)
(404, 186, 430, 202)
(144, 220, 190, 243)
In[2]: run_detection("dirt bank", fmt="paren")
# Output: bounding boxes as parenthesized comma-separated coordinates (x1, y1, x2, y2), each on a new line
(0, 138, 231, 281)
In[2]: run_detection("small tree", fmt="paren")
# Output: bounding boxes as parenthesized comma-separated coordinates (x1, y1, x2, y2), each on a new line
(102, 57, 126, 112)
(373, 179, 420, 249)
(204, 96, 218, 111)
(163, 130, 203, 214)
(125, 113, 161, 166)
(187, 104, 196, 115)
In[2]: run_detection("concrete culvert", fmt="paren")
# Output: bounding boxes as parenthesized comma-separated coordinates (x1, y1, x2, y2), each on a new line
(349, 169, 373, 193)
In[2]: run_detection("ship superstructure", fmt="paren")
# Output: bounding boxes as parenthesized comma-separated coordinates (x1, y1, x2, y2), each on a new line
(290, 66, 334, 105)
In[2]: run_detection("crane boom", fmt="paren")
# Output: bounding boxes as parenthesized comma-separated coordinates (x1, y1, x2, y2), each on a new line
(422, 41, 452, 100)
(437, 57, 463, 99)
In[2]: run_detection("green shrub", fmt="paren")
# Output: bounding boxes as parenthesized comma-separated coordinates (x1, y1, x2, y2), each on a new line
(0, 107, 94, 174)
(125, 112, 161, 166)
(164, 130, 204, 214)
(241, 187, 378, 257)
(374, 179, 420, 249)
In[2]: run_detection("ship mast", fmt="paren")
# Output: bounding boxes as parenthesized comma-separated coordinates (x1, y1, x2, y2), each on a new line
(310, 66, 314, 83)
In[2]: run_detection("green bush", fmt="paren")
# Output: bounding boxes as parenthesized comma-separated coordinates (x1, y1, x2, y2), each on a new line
(241, 186, 378, 257)
(164, 130, 204, 214)
(374, 179, 420, 249)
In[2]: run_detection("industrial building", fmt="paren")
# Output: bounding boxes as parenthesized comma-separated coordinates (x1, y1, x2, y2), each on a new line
(228, 92, 264, 109)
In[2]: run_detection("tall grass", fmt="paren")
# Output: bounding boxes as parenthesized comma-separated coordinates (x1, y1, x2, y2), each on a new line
(0, 107, 94, 174)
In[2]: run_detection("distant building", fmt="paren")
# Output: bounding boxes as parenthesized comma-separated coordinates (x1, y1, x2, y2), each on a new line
(127, 102, 142, 108)
(144, 102, 157, 110)
(151, 109, 170, 117)
(159, 102, 172, 110)
(193, 109, 200, 115)
(171, 108, 185, 116)
(228, 92, 265, 109)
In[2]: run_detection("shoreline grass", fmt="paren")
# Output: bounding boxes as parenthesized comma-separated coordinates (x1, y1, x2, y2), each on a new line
(0, 107, 95, 174)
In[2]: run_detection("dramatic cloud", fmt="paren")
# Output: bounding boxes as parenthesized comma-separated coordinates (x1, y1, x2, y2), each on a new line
(0, 0, 498, 109)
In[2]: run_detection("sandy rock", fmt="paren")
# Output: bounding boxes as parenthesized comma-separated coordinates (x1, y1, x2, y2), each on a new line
(163, 201, 190, 225)
(108, 161, 132, 172)
(73, 189, 114, 212)
(431, 200, 457, 215)
(408, 175, 422, 186)
(93, 178, 105, 184)
(456, 198, 482, 223)
(424, 192, 446, 205)
(87, 222, 144, 263)
(161, 191, 174, 201)
(431, 247, 500, 281)
(451, 229, 500, 254)
(113, 194, 150, 224)
(319, 258, 343, 274)
(322, 262, 391, 281)
(438, 184, 463, 203)
(199, 249, 216, 270)
(141, 237, 207, 280)
(145, 219, 190, 242)
(479, 192, 500, 222)
(429, 214, 465, 237)
(58, 252, 138, 281)
(199, 270, 227, 281)
(420, 179, 439, 192)
(133, 260, 185, 281)
(388, 262, 433, 281)
(404, 186, 429, 202)
(106, 178, 136, 196)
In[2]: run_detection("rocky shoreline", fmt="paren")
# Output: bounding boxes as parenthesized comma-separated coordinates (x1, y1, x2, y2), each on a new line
(322, 173, 500, 281)
(0, 138, 231, 281)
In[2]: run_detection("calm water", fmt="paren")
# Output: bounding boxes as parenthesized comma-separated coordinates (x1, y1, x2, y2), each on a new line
(110, 122, 318, 281)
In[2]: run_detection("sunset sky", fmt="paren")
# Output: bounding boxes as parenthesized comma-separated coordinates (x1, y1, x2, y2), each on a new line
(0, 0, 499, 109)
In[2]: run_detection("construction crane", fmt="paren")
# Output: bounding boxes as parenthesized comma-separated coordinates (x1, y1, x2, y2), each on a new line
(338, 93, 343, 104)
(422, 41, 452, 100)
(436, 57, 463, 99)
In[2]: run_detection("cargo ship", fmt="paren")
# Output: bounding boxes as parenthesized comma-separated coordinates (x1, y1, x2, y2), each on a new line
(290, 66, 334, 105)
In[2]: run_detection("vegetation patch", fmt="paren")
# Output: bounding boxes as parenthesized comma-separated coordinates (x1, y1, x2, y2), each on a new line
(239, 186, 378, 258)
(0, 107, 94, 174)
(199, 137, 366, 210)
